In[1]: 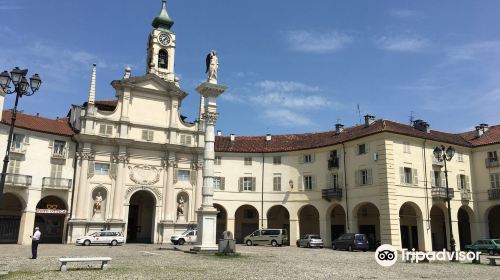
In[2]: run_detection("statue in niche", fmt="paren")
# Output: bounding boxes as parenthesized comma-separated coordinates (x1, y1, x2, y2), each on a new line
(205, 50, 218, 83)
(93, 192, 103, 213)
(177, 196, 185, 221)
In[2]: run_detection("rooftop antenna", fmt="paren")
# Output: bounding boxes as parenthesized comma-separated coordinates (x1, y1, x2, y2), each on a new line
(356, 104, 362, 125)
(409, 111, 415, 125)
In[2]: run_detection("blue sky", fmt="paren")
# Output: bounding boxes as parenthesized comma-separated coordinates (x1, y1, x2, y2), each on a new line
(1, 0, 499, 136)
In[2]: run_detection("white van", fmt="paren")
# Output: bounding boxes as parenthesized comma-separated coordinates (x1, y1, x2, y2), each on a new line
(244, 229, 288, 247)
(170, 229, 197, 245)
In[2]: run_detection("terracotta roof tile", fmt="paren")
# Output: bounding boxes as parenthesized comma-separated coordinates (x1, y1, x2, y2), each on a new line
(215, 119, 478, 153)
(460, 125, 500, 147)
(1, 111, 74, 137)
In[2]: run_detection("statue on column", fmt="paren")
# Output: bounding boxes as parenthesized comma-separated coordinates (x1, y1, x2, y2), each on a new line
(205, 50, 218, 84)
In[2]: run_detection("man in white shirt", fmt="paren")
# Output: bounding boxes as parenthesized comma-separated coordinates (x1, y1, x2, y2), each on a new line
(30, 227, 41, 259)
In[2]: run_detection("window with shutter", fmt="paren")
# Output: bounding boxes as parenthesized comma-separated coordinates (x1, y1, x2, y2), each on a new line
(8, 160, 20, 174)
(273, 174, 281, 191)
(412, 169, 418, 185)
(441, 172, 447, 188)
(238, 177, 243, 192)
(251, 177, 256, 191)
(400, 167, 405, 185)
(244, 157, 252, 166)
(106, 125, 113, 135)
(50, 164, 63, 178)
(221, 177, 225, 190)
(213, 177, 221, 190)
(367, 169, 373, 185)
(465, 175, 470, 190)
(142, 130, 148, 140)
(430, 171, 436, 187)
(214, 156, 222, 165)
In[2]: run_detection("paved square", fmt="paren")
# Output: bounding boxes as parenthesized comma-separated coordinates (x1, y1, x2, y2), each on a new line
(0, 244, 498, 279)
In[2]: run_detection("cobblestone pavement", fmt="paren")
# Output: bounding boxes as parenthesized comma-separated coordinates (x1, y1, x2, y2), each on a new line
(0, 244, 498, 280)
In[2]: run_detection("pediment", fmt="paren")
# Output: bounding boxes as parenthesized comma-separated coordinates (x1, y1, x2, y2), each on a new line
(111, 74, 187, 98)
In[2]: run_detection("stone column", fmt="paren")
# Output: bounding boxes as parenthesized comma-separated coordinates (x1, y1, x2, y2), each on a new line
(111, 150, 128, 221)
(163, 153, 176, 222)
(194, 160, 203, 214)
(290, 219, 299, 246)
(192, 81, 227, 253)
(75, 150, 94, 219)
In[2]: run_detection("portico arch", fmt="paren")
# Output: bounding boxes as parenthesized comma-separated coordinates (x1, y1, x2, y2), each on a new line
(267, 205, 290, 242)
(214, 203, 227, 240)
(127, 190, 156, 243)
(457, 206, 474, 249)
(353, 202, 380, 249)
(35, 196, 67, 243)
(487, 205, 500, 238)
(0, 193, 24, 244)
(298, 205, 320, 236)
(234, 205, 259, 243)
(430, 204, 447, 251)
(328, 204, 346, 242)
(399, 202, 424, 251)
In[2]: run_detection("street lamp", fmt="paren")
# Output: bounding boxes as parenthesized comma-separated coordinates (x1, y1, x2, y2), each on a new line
(0, 67, 42, 203)
(433, 145, 456, 258)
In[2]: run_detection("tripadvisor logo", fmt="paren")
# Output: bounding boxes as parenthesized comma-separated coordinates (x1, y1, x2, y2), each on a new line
(375, 244, 482, 267)
(375, 244, 398, 267)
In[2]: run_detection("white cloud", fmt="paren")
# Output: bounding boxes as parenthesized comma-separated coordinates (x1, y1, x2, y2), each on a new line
(389, 9, 419, 19)
(250, 92, 330, 109)
(263, 109, 313, 127)
(376, 36, 429, 52)
(256, 80, 320, 93)
(287, 30, 352, 54)
(446, 41, 500, 62)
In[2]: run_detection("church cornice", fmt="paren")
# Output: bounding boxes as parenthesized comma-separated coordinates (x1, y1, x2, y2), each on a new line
(111, 74, 187, 100)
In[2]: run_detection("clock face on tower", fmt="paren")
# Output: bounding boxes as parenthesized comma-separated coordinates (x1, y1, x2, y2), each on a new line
(158, 32, 171, 46)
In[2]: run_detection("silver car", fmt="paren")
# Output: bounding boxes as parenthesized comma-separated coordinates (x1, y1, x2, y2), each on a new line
(296, 234, 324, 248)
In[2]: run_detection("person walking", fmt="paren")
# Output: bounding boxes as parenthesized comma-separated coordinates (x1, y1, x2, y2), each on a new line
(30, 227, 41, 259)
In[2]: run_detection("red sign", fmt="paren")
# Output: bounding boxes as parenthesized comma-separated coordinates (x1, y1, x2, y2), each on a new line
(36, 208, 67, 214)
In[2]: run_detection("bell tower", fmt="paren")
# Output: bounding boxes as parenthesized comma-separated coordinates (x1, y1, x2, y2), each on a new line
(147, 0, 176, 82)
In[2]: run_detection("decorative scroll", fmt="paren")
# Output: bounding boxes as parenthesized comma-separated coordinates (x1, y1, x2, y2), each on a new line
(128, 164, 160, 185)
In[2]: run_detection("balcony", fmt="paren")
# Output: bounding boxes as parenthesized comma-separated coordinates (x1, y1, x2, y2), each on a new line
(432, 158, 444, 167)
(431, 187, 454, 200)
(485, 158, 500, 168)
(51, 149, 68, 159)
(4, 174, 32, 188)
(488, 188, 500, 200)
(328, 157, 340, 169)
(42, 177, 72, 190)
(9, 145, 26, 155)
(460, 189, 471, 202)
(321, 188, 343, 201)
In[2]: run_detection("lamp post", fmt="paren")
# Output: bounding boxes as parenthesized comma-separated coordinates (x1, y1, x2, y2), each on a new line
(0, 67, 42, 203)
(433, 145, 456, 259)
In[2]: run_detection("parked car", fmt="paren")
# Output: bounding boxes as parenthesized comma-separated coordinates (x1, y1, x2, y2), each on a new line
(171, 229, 197, 245)
(332, 233, 369, 252)
(296, 234, 324, 248)
(244, 229, 288, 247)
(76, 231, 124, 246)
(464, 239, 500, 255)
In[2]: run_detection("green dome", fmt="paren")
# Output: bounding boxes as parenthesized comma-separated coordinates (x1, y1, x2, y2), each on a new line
(152, 0, 174, 30)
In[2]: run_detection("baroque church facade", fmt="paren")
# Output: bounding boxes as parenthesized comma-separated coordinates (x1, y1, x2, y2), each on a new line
(1, 1, 500, 251)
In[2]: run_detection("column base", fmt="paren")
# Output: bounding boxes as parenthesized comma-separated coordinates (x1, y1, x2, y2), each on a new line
(194, 206, 219, 251)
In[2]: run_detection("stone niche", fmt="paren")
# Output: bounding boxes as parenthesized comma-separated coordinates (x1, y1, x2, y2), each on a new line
(91, 186, 107, 221)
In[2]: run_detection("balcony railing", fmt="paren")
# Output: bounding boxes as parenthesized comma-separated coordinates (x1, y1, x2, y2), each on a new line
(51, 149, 68, 159)
(4, 174, 32, 187)
(488, 188, 500, 200)
(10, 145, 26, 154)
(431, 187, 454, 200)
(321, 188, 343, 201)
(460, 189, 471, 202)
(432, 158, 444, 167)
(328, 157, 340, 169)
(486, 158, 500, 168)
(42, 177, 72, 190)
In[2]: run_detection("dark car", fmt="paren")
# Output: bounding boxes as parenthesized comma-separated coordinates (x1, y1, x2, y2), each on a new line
(465, 239, 500, 255)
(332, 233, 369, 252)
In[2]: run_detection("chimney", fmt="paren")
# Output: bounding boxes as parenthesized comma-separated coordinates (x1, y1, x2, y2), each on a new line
(480, 123, 489, 133)
(475, 124, 489, 138)
(364, 114, 375, 127)
(265, 134, 272, 141)
(335, 123, 344, 134)
(230, 134, 235, 141)
(413, 119, 431, 133)
(217, 130, 222, 136)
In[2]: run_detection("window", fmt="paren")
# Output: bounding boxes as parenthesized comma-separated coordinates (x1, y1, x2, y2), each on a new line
(50, 164, 63, 178)
(238, 176, 255, 192)
(458, 174, 469, 190)
(304, 175, 314, 190)
(328, 173, 340, 189)
(95, 163, 110, 175)
(399, 167, 418, 185)
(488, 151, 499, 161)
(431, 170, 445, 188)
(243, 177, 253, 191)
(12, 134, 24, 150)
(244, 157, 252, 166)
(53, 140, 66, 156)
(177, 170, 191, 181)
(457, 152, 464, 162)
(180, 134, 192, 145)
(491, 173, 500, 189)
(330, 150, 338, 158)
(356, 169, 373, 186)
(358, 144, 367, 155)
(214, 156, 222, 165)
(304, 154, 312, 163)
(273, 174, 281, 191)
(7, 159, 20, 174)
(142, 130, 154, 141)
(98, 124, 113, 136)
(213, 177, 222, 190)
(403, 142, 411, 154)
(158, 49, 168, 69)
(273, 156, 281, 165)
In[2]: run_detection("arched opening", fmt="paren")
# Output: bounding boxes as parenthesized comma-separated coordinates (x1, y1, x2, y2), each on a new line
(35, 196, 67, 243)
(355, 202, 380, 250)
(158, 49, 168, 69)
(399, 202, 422, 250)
(329, 205, 346, 242)
(234, 205, 259, 243)
(267, 205, 290, 242)
(127, 191, 156, 243)
(0, 193, 24, 243)
(458, 207, 473, 249)
(299, 205, 320, 236)
(214, 203, 227, 240)
(488, 205, 500, 238)
(430, 205, 447, 251)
